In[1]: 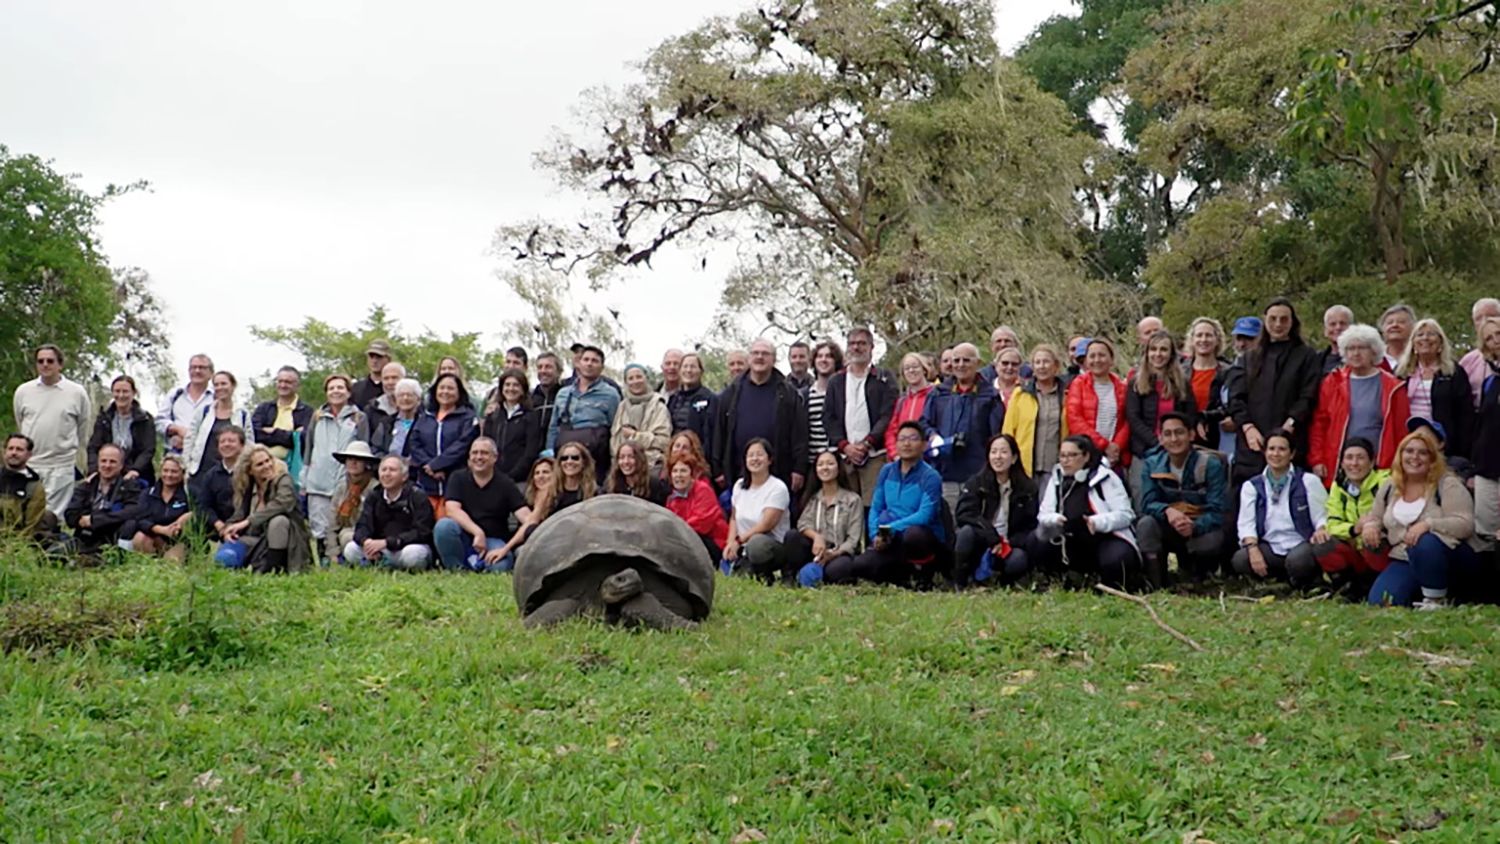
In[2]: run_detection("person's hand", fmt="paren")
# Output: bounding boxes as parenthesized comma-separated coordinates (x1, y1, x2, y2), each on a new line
(1220, 416, 1236, 433)
(989, 540, 1007, 557)
(872, 534, 890, 552)
(1244, 425, 1265, 452)
(432, 471, 446, 482)
(84, 472, 98, 483)
(78, 515, 92, 529)
(223, 520, 249, 541)
(124, 470, 140, 481)
(1248, 546, 1267, 577)
(261, 427, 276, 435)
(791, 472, 805, 492)
(811, 536, 827, 559)
(1104, 443, 1122, 465)
(1403, 520, 1430, 548)
(620, 425, 637, 437)
(723, 539, 740, 560)
(471, 532, 488, 554)
(1085, 515, 1101, 534)
(213, 520, 227, 537)
(362, 538, 388, 558)
(1166, 508, 1194, 538)
(424, 464, 438, 477)
(1282, 418, 1296, 434)
(482, 546, 509, 565)
(1196, 422, 1210, 441)
(1312, 527, 1330, 546)
(1312, 464, 1327, 481)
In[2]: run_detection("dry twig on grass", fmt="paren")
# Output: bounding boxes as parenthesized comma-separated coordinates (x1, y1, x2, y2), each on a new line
(1094, 584, 1206, 652)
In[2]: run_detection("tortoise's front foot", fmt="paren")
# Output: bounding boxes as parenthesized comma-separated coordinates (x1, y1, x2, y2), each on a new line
(524, 597, 584, 629)
(618, 593, 698, 631)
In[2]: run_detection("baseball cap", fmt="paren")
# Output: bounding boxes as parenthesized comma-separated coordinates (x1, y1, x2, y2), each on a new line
(1231, 317, 1262, 338)
(1407, 416, 1447, 443)
(365, 339, 392, 356)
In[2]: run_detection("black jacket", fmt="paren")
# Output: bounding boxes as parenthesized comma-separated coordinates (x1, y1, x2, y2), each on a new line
(823, 367, 898, 452)
(250, 399, 314, 451)
(1228, 339, 1321, 472)
(715, 370, 808, 485)
(64, 474, 142, 546)
(954, 467, 1039, 542)
(1182, 359, 1235, 445)
(133, 483, 192, 530)
(1124, 379, 1200, 457)
(668, 385, 718, 468)
(351, 375, 383, 412)
(1317, 347, 1342, 376)
(531, 382, 563, 437)
(87, 402, 157, 481)
(192, 460, 238, 527)
(1422, 370, 1474, 460)
(354, 482, 435, 550)
(368, 413, 418, 459)
(1473, 366, 1500, 479)
(480, 406, 543, 484)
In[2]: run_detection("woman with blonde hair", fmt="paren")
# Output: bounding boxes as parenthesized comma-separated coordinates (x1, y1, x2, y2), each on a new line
(1395, 318, 1473, 459)
(885, 352, 936, 458)
(214, 444, 313, 572)
(1472, 317, 1500, 547)
(1184, 317, 1234, 448)
(125, 454, 192, 561)
(1002, 343, 1068, 477)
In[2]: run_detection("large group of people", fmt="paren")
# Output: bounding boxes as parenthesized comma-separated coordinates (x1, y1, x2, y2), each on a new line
(7, 295, 1500, 610)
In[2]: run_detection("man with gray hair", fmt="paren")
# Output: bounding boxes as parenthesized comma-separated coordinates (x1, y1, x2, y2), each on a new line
(1318, 304, 1354, 375)
(364, 360, 407, 434)
(716, 338, 807, 490)
(251, 366, 313, 463)
(345, 454, 434, 570)
(825, 326, 898, 505)
(157, 353, 215, 456)
(1460, 297, 1500, 406)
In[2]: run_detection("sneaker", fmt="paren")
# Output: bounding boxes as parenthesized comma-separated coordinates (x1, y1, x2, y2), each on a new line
(1414, 596, 1450, 611)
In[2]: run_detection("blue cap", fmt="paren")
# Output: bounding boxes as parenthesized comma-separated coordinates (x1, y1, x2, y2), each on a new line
(1407, 416, 1447, 443)
(1231, 317, 1262, 338)
(1072, 337, 1093, 358)
(796, 563, 824, 588)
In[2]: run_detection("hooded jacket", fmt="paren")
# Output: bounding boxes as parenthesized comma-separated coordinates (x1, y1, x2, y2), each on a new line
(1039, 462, 1137, 549)
(1308, 368, 1408, 485)
(301, 403, 370, 496)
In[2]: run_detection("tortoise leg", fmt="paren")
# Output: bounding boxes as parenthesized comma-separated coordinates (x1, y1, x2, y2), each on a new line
(617, 592, 697, 631)
(523, 598, 584, 629)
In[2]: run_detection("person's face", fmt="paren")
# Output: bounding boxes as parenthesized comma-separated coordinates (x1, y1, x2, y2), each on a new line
(1343, 343, 1376, 372)
(275, 371, 300, 400)
(439, 358, 461, 378)
(435, 380, 459, 408)
(213, 374, 234, 400)
(3, 439, 29, 470)
(815, 451, 840, 483)
(617, 447, 639, 477)
(1058, 442, 1086, 475)
(251, 452, 275, 481)
(670, 462, 694, 492)
(1147, 337, 1173, 372)
(996, 350, 1022, 381)
(1233, 334, 1256, 355)
(379, 458, 405, 489)
(670, 437, 692, 463)
(381, 363, 403, 395)
(506, 353, 525, 371)
(1264, 306, 1293, 342)
(346, 458, 372, 482)
(111, 380, 135, 408)
(940, 350, 953, 375)
(324, 379, 349, 406)
(501, 377, 524, 404)
(1264, 437, 1292, 471)
(1382, 312, 1413, 344)
(1159, 419, 1191, 457)
(1324, 311, 1350, 344)
(901, 357, 926, 387)
(367, 351, 389, 377)
(1031, 351, 1058, 382)
(896, 426, 924, 461)
(662, 351, 683, 381)
(536, 357, 559, 386)
(680, 357, 703, 387)
(988, 437, 1015, 475)
(97, 449, 123, 480)
(990, 329, 1018, 358)
(1412, 325, 1441, 359)
(744, 443, 770, 474)
(160, 460, 184, 487)
(1086, 344, 1113, 376)
(469, 441, 497, 474)
(1340, 447, 1372, 483)
(188, 357, 212, 386)
(1191, 324, 1219, 358)
(578, 351, 604, 379)
(727, 352, 748, 378)
(558, 447, 586, 477)
(1400, 438, 1434, 476)
(34, 350, 60, 380)
(748, 344, 774, 376)
(396, 389, 419, 414)
(1484, 323, 1500, 358)
(218, 432, 243, 463)
(814, 347, 838, 376)
(788, 346, 809, 374)
(1137, 318, 1163, 348)
(1474, 303, 1500, 333)
(531, 462, 555, 489)
(845, 334, 872, 366)
(626, 369, 649, 395)
(951, 346, 979, 382)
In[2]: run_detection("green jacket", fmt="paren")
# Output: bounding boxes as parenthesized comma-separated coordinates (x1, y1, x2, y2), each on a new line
(0, 465, 49, 540)
(1325, 469, 1390, 544)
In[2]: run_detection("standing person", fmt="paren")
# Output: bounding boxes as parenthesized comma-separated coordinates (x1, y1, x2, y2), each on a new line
(723, 349, 749, 386)
(531, 352, 564, 435)
(723, 438, 794, 583)
(1226, 298, 1321, 485)
(786, 341, 813, 391)
(193, 427, 246, 543)
(352, 339, 392, 409)
(545, 344, 621, 484)
(1231, 429, 1333, 588)
(433, 438, 533, 572)
(783, 451, 864, 587)
(1065, 337, 1087, 377)
(87, 375, 156, 484)
(411, 373, 478, 515)
(1134, 413, 1230, 585)
(1318, 305, 1354, 375)
(802, 339, 844, 471)
(251, 366, 314, 464)
(186, 371, 254, 482)
(664, 430, 711, 482)
(1001, 344, 1068, 479)
(1184, 318, 1233, 448)
(1396, 318, 1473, 460)
(939, 347, 955, 380)
(480, 369, 542, 484)
(988, 348, 1025, 415)
(666, 455, 730, 562)
(1125, 330, 1199, 504)
(920, 342, 1004, 509)
(1065, 339, 1130, 469)
(667, 352, 719, 473)
(215, 445, 312, 572)
(611, 363, 672, 472)
(1035, 435, 1139, 588)
(370, 378, 423, 459)
(825, 327, 897, 505)
(1364, 428, 1479, 608)
(608, 441, 670, 504)
(345, 456, 436, 571)
(1472, 316, 1500, 547)
(123, 455, 192, 561)
(886, 352, 936, 460)
(300, 374, 369, 562)
(1315, 438, 1391, 594)
(1378, 304, 1416, 372)
(1459, 298, 1500, 406)
(1135, 316, 1165, 356)
(364, 362, 406, 436)
(1307, 324, 1408, 485)
(953, 434, 1039, 588)
(659, 348, 685, 397)
(505, 346, 529, 373)
(980, 325, 1024, 382)
(13, 344, 91, 516)
(325, 441, 378, 565)
(428, 357, 479, 412)
(716, 339, 807, 492)
(157, 354, 215, 457)
(835, 421, 947, 587)
(0, 434, 56, 544)
(63, 444, 141, 559)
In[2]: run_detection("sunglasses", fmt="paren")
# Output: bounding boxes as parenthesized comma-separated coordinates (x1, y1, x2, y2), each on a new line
(558, 454, 584, 463)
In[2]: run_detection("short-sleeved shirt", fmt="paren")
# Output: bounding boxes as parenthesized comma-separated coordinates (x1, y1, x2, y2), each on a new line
(445, 468, 526, 539)
(731, 476, 792, 541)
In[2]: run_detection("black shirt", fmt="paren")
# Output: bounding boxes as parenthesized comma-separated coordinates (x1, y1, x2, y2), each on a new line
(732, 377, 778, 458)
(445, 468, 526, 539)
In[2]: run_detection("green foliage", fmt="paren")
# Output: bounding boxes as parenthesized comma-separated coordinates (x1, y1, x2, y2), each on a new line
(1, 555, 1498, 839)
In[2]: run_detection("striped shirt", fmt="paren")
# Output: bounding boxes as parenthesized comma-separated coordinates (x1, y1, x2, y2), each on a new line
(806, 385, 829, 457)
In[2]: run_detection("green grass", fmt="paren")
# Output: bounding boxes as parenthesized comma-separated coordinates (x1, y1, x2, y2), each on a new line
(1, 550, 1497, 842)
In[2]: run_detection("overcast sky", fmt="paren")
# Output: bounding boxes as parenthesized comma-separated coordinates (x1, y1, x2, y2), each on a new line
(1, 0, 1074, 395)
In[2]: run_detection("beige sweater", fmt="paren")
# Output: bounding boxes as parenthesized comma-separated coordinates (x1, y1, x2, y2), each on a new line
(12, 377, 91, 468)
(1368, 473, 1476, 560)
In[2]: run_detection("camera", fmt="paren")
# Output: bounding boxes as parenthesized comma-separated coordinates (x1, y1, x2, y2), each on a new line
(876, 525, 893, 543)
(951, 431, 967, 451)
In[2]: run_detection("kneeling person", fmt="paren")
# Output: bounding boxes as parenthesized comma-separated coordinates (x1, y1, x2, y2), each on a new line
(63, 444, 141, 558)
(346, 455, 436, 570)
(434, 438, 532, 572)
(1135, 412, 1229, 585)
(836, 421, 946, 586)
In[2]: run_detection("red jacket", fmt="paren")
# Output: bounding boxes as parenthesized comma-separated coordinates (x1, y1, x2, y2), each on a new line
(1308, 368, 1408, 487)
(1066, 373, 1131, 465)
(886, 385, 934, 457)
(666, 477, 729, 548)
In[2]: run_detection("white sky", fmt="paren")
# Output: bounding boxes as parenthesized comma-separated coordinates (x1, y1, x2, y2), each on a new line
(0, 0, 1074, 394)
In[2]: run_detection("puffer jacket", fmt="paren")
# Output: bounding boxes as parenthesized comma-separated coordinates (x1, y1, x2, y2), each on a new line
(300, 404, 370, 496)
(1325, 468, 1389, 545)
(1065, 373, 1130, 465)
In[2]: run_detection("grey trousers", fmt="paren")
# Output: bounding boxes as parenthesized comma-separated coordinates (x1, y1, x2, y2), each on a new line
(1230, 540, 1336, 587)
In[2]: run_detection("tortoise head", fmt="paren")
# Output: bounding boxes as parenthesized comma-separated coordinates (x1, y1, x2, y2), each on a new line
(599, 568, 645, 605)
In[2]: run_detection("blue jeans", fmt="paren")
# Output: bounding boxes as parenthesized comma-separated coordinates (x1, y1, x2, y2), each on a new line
(1368, 534, 1479, 606)
(433, 517, 514, 572)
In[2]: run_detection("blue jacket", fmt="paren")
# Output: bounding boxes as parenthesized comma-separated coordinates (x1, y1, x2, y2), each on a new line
(1138, 447, 1228, 536)
(410, 406, 478, 497)
(545, 378, 623, 452)
(919, 379, 1005, 482)
(867, 459, 945, 542)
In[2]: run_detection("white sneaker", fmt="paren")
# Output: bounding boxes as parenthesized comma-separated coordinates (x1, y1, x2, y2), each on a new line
(1414, 596, 1450, 611)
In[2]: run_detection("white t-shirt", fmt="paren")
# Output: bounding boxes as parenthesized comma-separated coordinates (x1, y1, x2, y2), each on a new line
(1391, 496, 1425, 527)
(731, 476, 792, 541)
(845, 371, 871, 446)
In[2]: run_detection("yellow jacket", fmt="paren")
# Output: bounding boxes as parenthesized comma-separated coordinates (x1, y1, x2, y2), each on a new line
(1001, 381, 1068, 477)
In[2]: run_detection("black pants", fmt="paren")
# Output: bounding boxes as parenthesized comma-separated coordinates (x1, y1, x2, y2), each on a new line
(783, 532, 854, 581)
(831, 526, 942, 588)
(1034, 532, 1138, 588)
(952, 525, 1037, 586)
(696, 532, 722, 564)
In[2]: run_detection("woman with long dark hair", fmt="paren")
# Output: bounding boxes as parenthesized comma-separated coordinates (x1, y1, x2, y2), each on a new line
(783, 450, 864, 587)
(480, 367, 542, 483)
(1227, 298, 1322, 484)
(953, 433, 1039, 587)
(1035, 434, 1138, 587)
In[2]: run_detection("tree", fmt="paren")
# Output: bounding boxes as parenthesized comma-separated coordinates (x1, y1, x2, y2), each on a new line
(494, 266, 633, 366)
(0, 146, 172, 420)
(501, 0, 1140, 354)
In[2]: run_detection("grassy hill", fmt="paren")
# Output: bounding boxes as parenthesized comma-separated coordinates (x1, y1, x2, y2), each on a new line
(1, 551, 1496, 841)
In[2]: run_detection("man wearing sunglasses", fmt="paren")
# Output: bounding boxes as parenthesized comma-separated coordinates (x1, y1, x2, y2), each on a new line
(13, 344, 92, 516)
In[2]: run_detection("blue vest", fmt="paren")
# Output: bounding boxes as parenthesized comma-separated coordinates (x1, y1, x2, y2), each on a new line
(1250, 470, 1314, 541)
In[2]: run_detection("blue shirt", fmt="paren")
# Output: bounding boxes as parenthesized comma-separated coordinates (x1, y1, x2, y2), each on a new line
(1346, 372, 1385, 449)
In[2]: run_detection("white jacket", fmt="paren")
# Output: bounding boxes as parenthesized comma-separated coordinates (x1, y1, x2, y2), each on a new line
(186, 404, 255, 476)
(1038, 461, 1137, 549)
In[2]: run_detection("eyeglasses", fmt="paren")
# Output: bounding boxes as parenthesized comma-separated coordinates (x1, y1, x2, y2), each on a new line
(558, 454, 584, 463)
(896, 434, 924, 443)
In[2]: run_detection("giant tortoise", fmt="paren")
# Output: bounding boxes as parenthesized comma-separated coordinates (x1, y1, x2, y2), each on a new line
(514, 494, 715, 630)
